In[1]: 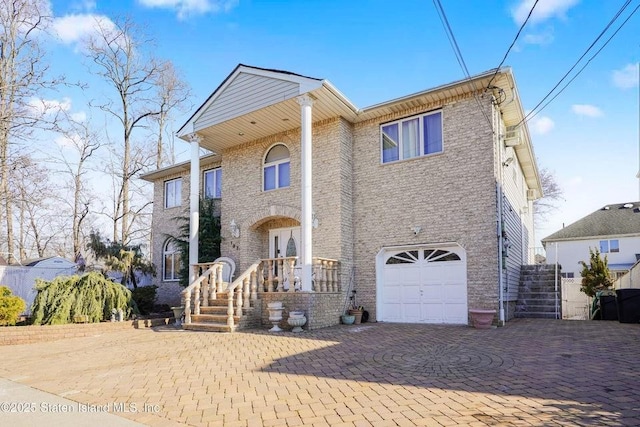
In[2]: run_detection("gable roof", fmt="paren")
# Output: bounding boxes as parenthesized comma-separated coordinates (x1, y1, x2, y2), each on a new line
(542, 202, 640, 243)
(173, 64, 541, 194)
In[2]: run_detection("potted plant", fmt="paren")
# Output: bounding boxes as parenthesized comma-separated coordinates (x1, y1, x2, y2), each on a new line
(347, 290, 364, 324)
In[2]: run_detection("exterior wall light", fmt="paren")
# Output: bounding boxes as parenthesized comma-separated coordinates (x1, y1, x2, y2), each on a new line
(230, 219, 240, 238)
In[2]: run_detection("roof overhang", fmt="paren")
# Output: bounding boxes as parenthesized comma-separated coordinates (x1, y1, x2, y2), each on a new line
(140, 153, 221, 182)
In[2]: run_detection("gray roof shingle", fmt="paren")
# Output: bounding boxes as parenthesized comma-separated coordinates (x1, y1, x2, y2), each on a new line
(542, 202, 640, 243)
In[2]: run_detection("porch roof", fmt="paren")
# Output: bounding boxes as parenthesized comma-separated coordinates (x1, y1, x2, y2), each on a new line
(140, 153, 221, 182)
(176, 64, 541, 196)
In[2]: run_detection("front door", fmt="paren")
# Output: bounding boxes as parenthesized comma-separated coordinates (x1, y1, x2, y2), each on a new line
(268, 227, 301, 290)
(269, 227, 301, 259)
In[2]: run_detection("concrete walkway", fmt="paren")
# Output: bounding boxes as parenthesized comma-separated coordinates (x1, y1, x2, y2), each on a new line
(0, 319, 638, 426)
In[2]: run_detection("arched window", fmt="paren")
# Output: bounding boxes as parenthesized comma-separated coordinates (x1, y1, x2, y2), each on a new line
(263, 144, 290, 191)
(163, 240, 181, 281)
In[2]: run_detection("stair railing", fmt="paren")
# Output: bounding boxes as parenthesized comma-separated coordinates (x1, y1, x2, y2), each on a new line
(225, 260, 262, 328)
(182, 262, 225, 325)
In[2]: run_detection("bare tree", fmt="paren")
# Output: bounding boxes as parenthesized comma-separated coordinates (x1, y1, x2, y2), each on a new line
(8, 154, 58, 259)
(534, 167, 564, 222)
(53, 112, 102, 259)
(0, 0, 56, 263)
(84, 17, 162, 245)
(152, 62, 190, 168)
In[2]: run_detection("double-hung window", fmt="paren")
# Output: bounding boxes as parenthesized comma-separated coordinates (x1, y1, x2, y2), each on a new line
(163, 240, 181, 281)
(164, 178, 182, 208)
(599, 239, 620, 253)
(381, 111, 443, 163)
(263, 144, 290, 191)
(204, 168, 222, 199)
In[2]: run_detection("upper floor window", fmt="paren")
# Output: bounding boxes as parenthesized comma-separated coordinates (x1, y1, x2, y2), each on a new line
(204, 168, 222, 199)
(599, 239, 620, 253)
(164, 178, 182, 208)
(163, 240, 181, 281)
(263, 144, 290, 191)
(381, 111, 443, 163)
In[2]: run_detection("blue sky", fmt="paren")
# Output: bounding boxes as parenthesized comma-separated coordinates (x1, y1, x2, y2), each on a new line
(43, 0, 640, 247)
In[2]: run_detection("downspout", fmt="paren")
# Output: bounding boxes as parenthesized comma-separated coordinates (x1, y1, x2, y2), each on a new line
(495, 101, 505, 325)
(555, 242, 559, 319)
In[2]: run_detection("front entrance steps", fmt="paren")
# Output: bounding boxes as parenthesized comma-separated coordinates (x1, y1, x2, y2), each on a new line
(182, 292, 262, 332)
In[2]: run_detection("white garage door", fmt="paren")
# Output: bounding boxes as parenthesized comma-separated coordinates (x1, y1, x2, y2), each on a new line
(380, 246, 467, 324)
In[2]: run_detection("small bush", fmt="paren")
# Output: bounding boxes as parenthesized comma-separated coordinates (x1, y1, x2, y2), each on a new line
(0, 286, 26, 326)
(130, 285, 158, 315)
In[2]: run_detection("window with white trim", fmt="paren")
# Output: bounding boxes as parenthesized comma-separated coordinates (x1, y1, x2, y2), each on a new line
(204, 168, 222, 199)
(560, 272, 575, 278)
(381, 111, 443, 163)
(163, 240, 181, 281)
(164, 178, 182, 208)
(263, 144, 290, 191)
(599, 239, 620, 253)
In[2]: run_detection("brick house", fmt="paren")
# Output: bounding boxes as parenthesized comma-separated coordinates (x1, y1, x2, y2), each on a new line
(141, 64, 541, 330)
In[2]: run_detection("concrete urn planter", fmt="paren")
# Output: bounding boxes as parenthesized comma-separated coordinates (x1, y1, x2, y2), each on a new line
(287, 311, 306, 332)
(469, 309, 496, 329)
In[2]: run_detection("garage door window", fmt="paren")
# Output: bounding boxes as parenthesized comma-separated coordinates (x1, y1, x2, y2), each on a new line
(386, 250, 419, 264)
(424, 249, 461, 262)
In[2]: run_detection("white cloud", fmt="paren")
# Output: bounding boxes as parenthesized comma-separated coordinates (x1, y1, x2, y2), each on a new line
(52, 13, 115, 45)
(54, 134, 77, 148)
(137, 0, 239, 20)
(571, 104, 603, 118)
(523, 28, 554, 45)
(27, 97, 72, 115)
(71, 111, 87, 122)
(511, 0, 580, 25)
(530, 116, 555, 135)
(612, 63, 639, 89)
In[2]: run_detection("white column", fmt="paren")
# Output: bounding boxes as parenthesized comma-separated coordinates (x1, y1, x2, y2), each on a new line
(189, 133, 201, 285)
(297, 94, 314, 291)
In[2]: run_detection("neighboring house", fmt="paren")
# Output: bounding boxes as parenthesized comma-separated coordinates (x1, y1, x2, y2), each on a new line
(142, 64, 541, 327)
(543, 202, 640, 279)
(0, 256, 77, 314)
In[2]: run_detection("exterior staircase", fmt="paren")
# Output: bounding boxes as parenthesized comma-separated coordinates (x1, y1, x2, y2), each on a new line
(182, 291, 262, 332)
(515, 265, 561, 319)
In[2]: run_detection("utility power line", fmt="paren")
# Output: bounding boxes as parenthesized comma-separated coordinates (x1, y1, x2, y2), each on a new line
(521, 0, 637, 125)
(432, 0, 494, 133)
(486, 0, 540, 90)
(525, 2, 640, 124)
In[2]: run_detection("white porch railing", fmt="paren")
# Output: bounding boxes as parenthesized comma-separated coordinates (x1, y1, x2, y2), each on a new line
(182, 257, 340, 327)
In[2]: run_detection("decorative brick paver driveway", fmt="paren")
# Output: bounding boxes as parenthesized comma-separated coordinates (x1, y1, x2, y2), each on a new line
(0, 319, 639, 426)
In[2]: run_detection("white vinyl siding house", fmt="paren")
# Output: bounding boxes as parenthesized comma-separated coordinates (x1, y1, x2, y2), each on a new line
(543, 202, 640, 277)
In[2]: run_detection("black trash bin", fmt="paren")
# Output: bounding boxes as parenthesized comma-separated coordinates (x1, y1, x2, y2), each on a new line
(600, 295, 619, 320)
(616, 289, 640, 323)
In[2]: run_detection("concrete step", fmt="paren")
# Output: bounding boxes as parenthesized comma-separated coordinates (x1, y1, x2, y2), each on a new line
(199, 306, 229, 315)
(519, 286, 559, 293)
(515, 304, 558, 313)
(514, 312, 559, 319)
(191, 314, 240, 323)
(517, 292, 559, 300)
(183, 322, 236, 333)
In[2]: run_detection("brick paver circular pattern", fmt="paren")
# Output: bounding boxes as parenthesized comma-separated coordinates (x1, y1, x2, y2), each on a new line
(367, 343, 515, 378)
